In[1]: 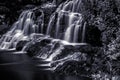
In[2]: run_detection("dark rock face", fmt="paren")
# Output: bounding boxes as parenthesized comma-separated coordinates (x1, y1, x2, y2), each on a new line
(86, 25, 102, 47)
(54, 60, 91, 75)
(16, 40, 29, 51)
(50, 45, 101, 76)
(25, 38, 52, 57)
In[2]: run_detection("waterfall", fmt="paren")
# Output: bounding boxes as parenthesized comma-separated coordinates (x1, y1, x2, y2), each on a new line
(64, 24, 75, 42)
(45, 45, 64, 61)
(36, 9, 44, 33)
(0, 10, 44, 49)
(73, 25, 80, 42)
(81, 22, 87, 43)
(64, 12, 82, 42)
(46, 13, 56, 35)
(46, 0, 87, 43)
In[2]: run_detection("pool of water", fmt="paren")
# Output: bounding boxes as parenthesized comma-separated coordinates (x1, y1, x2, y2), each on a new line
(0, 50, 93, 80)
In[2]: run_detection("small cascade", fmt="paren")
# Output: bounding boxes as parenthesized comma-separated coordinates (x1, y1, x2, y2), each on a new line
(21, 33, 45, 52)
(0, 10, 44, 49)
(64, 24, 75, 42)
(46, 13, 56, 35)
(0, 30, 25, 49)
(81, 22, 87, 42)
(49, 52, 83, 70)
(46, 0, 87, 43)
(45, 44, 64, 61)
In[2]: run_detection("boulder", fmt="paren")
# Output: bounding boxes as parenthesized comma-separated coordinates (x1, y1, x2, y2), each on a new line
(16, 40, 29, 51)
(26, 38, 52, 57)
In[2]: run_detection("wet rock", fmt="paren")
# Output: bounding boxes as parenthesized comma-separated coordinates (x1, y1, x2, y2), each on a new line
(40, 2, 57, 33)
(35, 40, 62, 59)
(52, 45, 76, 61)
(16, 40, 29, 51)
(51, 47, 106, 77)
(52, 44, 99, 61)
(86, 24, 102, 47)
(54, 60, 92, 76)
(26, 38, 52, 57)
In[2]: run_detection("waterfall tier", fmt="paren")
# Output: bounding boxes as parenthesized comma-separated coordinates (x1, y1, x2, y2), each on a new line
(46, 0, 87, 43)
(0, 10, 44, 49)
(0, 0, 88, 50)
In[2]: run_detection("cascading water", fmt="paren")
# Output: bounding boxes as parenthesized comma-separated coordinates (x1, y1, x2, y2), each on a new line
(64, 12, 83, 42)
(0, 10, 44, 49)
(0, 0, 89, 72)
(34, 0, 89, 70)
(46, 0, 87, 43)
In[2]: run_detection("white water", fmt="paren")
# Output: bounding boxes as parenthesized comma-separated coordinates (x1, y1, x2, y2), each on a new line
(46, 0, 87, 43)
(64, 12, 82, 42)
(73, 25, 80, 42)
(64, 24, 75, 42)
(55, 12, 61, 38)
(46, 14, 56, 35)
(81, 22, 87, 43)
(45, 45, 64, 61)
(0, 10, 44, 49)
